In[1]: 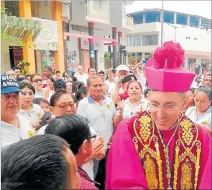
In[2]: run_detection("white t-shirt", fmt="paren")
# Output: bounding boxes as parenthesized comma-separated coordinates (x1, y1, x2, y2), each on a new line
(185, 106, 212, 128)
(18, 104, 44, 125)
(1, 115, 35, 147)
(122, 98, 148, 119)
(74, 72, 88, 85)
(77, 96, 116, 148)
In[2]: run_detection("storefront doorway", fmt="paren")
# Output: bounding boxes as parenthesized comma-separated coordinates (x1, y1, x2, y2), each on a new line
(9, 46, 23, 68)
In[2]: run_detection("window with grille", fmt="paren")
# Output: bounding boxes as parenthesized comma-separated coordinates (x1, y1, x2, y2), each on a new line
(142, 35, 158, 46)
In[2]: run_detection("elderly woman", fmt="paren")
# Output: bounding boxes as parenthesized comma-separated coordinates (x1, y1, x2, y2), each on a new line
(185, 86, 212, 128)
(37, 89, 105, 181)
(45, 114, 102, 189)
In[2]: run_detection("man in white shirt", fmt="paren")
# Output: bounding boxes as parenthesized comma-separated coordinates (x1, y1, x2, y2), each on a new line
(77, 75, 116, 180)
(1, 75, 35, 147)
(77, 76, 116, 148)
(74, 66, 88, 85)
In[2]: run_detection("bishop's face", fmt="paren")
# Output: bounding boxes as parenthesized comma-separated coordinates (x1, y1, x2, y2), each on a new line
(148, 91, 188, 130)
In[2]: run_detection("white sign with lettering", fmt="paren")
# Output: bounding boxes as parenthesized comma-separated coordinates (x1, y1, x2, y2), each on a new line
(32, 17, 58, 51)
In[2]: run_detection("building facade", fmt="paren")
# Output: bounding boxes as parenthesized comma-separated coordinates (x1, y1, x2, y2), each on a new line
(125, 9, 211, 69)
(62, 0, 134, 74)
(2, 0, 66, 74)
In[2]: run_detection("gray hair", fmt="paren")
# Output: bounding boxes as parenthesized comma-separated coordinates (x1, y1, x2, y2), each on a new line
(195, 87, 212, 101)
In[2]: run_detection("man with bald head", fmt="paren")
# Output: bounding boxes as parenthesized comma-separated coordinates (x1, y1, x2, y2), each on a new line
(74, 65, 88, 85)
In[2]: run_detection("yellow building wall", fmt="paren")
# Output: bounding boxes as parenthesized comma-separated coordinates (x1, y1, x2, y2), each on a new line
(19, 0, 36, 74)
(51, 1, 65, 73)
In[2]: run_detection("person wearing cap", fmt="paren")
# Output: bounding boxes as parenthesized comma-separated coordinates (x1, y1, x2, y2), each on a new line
(110, 64, 130, 102)
(106, 41, 212, 189)
(1, 75, 35, 147)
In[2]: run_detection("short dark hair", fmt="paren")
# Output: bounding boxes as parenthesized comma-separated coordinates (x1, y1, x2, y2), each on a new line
(56, 71, 61, 74)
(17, 76, 29, 83)
(50, 89, 69, 106)
(19, 81, 35, 94)
(144, 88, 151, 98)
(98, 71, 105, 75)
(54, 79, 66, 91)
(127, 80, 142, 91)
(44, 66, 52, 71)
(189, 87, 196, 94)
(1, 135, 69, 190)
(33, 98, 50, 106)
(12, 66, 21, 71)
(72, 76, 77, 82)
(45, 114, 92, 155)
(76, 86, 88, 102)
(47, 76, 54, 82)
(87, 76, 101, 87)
(30, 73, 41, 82)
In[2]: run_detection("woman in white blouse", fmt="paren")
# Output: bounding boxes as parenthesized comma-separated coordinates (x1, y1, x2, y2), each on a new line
(185, 87, 212, 128)
(114, 81, 148, 127)
(18, 82, 44, 129)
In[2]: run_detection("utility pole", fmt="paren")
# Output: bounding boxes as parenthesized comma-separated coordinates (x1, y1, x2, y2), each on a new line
(166, 23, 178, 41)
(160, 0, 164, 44)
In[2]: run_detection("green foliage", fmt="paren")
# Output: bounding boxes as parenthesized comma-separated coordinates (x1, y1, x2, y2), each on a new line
(17, 60, 30, 75)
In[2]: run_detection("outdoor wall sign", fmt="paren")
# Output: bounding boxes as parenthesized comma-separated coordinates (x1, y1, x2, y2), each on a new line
(1, 15, 41, 41)
(1, 15, 58, 51)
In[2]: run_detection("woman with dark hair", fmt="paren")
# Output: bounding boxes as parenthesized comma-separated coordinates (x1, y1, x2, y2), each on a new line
(37, 89, 76, 134)
(30, 73, 45, 98)
(37, 89, 105, 182)
(184, 87, 196, 111)
(62, 72, 69, 81)
(113, 81, 148, 127)
(18, 82, 44, 130)
(185, 86, 212, 128)
(45, 114, 99, 189)
(43, 77, 55, 100)
(1, 134, 80, 190)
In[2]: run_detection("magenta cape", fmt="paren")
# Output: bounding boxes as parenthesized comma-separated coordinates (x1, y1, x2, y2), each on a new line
(106, 119, 212, 189)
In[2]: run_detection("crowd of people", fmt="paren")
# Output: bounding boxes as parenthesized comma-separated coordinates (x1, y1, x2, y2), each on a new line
(1, 41, 212, 189)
